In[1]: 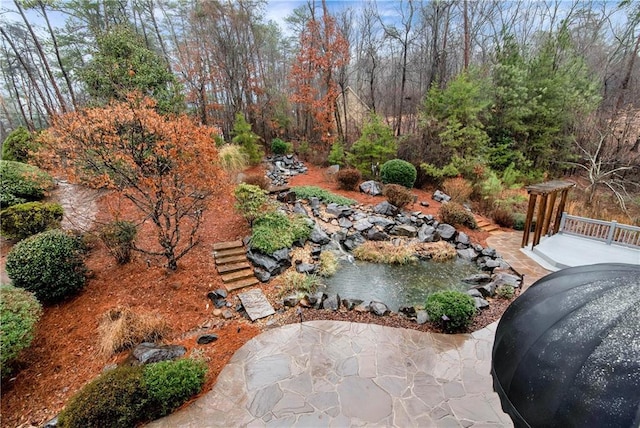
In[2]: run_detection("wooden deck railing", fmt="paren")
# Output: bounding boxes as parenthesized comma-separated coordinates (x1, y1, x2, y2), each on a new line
(558, 213, 640, 248)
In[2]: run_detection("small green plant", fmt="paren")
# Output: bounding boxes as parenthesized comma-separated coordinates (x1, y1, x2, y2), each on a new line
(231, 113, 263, 165)
(496, 284, 515, 299)
(346, 113, 397, 178)
(271, 138, 292, 155)
(279, 270, 320, 295)
(383, 184, 414, 209)
(335, 168, 361, 191)
(99, 220, 138, 264)
(234, 183, 271, 224)
(291, 186, 355, 206)
(425, 290, 476, 332)
(512, 213, 535, 231)
(0, 160, 55, 208)
(327, 141, 346, 167)
(380, 159, 417, 188)
(218, 144, 249, 173)
(439, 202, 477, 229)
(420, 162, 460, 186)
(318, 251, 338, 277)
(143, 358, 207, 417)
(297, 140, 310, 160)
(5, 229, 86, 304)
(0, 285, 42, 378)
(57, 365, 148, 428)
(2, 126, 36, 162)
(251, 212, 312, 254)
(0, 201, 63, 240)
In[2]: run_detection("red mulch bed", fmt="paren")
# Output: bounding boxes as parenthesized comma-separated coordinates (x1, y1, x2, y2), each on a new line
(1, 163, 501, 427)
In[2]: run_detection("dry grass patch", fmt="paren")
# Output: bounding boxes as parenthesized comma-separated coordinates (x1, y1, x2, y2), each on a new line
(414, 241, 457, 262)
(98, 306, 169, 357)
(353, 241, 417, 264)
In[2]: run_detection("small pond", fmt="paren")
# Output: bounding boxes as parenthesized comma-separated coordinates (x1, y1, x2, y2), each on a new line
(319, 258, 481, 312)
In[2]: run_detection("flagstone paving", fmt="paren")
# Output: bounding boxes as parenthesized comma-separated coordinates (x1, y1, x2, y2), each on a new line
(147, 320, 513, 427)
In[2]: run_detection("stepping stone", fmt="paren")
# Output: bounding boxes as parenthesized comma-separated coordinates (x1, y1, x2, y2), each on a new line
(238, 288, 275, 321)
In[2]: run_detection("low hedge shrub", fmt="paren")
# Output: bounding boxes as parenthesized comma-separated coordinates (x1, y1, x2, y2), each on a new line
(439, 202, 477, 229)
(0, 201, 63, 240)
(425, 290, 476, 332)
(383, 184, 414, 209)
(380, 159, 417, 188)
(251, 212, 312, 254)
(5, 229, 86, 304)
(291, 186, 356, 206)
(0, 160, 55, 208)
(143, 358, 207, 417)
(0, 285, 42, 378)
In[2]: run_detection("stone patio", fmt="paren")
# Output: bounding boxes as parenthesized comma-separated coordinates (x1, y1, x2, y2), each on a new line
(147, 320, 512, 427)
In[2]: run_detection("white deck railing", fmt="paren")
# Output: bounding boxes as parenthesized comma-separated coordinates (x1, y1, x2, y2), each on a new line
(558, 213, 640, 248)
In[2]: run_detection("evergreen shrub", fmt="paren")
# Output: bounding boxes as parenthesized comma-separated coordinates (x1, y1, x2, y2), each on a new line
(425, 290, 476, 332)
(251, 212, 312, 254)
(270, 138, 292, 155)
(2, 126, 35, 162)
(234, 183, 270, 224)
(143, 359, 207, 417)
(0, 160, 55, 208)
(0, 201, 63, 240)
(0, 285, 42, 378)
(5, 229, 86, 304)
(380, 159, 417, 188)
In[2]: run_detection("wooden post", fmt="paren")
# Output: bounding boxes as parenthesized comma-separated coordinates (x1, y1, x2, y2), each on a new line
(522, 194, 538, 247)
(533, 194, 548, 247)
(542, 191, 558, 236)
(553, 189, 570, 235)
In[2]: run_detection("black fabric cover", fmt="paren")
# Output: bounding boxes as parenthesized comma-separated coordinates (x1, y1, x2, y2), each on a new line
(491, 263, 640, 428)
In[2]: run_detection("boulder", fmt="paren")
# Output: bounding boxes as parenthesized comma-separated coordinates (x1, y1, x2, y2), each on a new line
(462, 274, 493, 284)
(322, 294, 341, 310)
(342, 298, 364, 310)
(254, 268, 271, 283)
(292, 202, 308, 216)
(390, 225, 418, 237)
(493, 272, 522, 288)
(296, 263, 317, 274)
(373, 201, 398, 216)
(416, 310, 429, 325)
(474, 297, 490, 310)
(307, 292, 327, 309)
(277, 191, 297, 203)
(132, 342, 186, 365)
(197, 334, 218, 345)
(481, 247, 497, 258)
(283, 295, 301, 307)
(368, 215, 395, 229)
(343, 232, 365, 250)
(418, 225, 439, 242)
(370, 301, 389, 316)
(272, 248, 291, 263)
(367, 227, 389, 241)
(354, 302, 370, 312)
(456, 232, 470, 246)
(247, 251, 279, 274)
(338, 217, 353, 229)
(360, 180, 383, 196)
(353, 218, 374, 232)
(436, 223, 457, 241)
(456, 248, 478, 261)
(466, 289, 484, 298)
(420, 201, 430, 207)
(399, 306, 416, 317)
(309, 224, 331, 245)
(326, 165, 340, 177)
(310, 197, 321, 209)
(433, 190, 451, 203)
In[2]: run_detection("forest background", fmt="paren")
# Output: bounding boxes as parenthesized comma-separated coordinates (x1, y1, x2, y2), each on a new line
(1, 0, 639, 222)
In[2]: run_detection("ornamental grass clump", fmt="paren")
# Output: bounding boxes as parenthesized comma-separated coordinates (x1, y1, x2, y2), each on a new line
(383, 184, 414, 209)
(425, 290, 476, 333)
(318, 251, 338, 277)
(0, 285, 42, 378)
(439, 202, 477, 229)
(98, 306, 169, 356)
(353, 241, 416, 264)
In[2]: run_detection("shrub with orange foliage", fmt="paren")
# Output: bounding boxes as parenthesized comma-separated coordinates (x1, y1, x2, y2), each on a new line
(38, 94, 223, 270)
(442, 177, 473, 203)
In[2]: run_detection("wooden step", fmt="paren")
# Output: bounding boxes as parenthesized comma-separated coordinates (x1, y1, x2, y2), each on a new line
(215, 254, 247, 265)
(213, 240, 244, 251)
(481, 225, 501, 232)
(225, 277, 259, 292)
(214, 247, 246, 258)
(221, 268, 255, 283)
(217, 262, 251, 274)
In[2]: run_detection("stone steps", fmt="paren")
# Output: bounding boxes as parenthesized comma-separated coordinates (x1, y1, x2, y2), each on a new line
(213, 241, 257, 293)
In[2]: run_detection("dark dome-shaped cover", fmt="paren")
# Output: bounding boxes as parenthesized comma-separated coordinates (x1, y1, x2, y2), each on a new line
(492, 263, 640, 428)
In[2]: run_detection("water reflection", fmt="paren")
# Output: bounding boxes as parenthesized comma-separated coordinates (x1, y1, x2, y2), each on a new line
(320, 259, 480, 311)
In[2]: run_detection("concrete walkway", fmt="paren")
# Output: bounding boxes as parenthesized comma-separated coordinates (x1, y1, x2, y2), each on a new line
(148, 321, 512, 427)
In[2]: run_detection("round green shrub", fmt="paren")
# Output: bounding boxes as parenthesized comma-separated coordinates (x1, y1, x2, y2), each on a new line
(0, 160, 55, 208)
(57, 365, 148, 428)
(2, 126, 35, 162)
(1, 201, 63, 240)
(425, 290, 477, 332)
(380, 159, 417, 188)
(0, 285, 42, 378)
(99, 220, 138, 264)
(438, 202, 477, 229)
(143, 358, 207, 418)
(5, 229, 86, 304)
(271, 138, 291, 155)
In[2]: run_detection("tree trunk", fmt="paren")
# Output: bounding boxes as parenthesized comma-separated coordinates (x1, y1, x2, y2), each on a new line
(463, 0, 470, 70)
(615, 33, 640, 112)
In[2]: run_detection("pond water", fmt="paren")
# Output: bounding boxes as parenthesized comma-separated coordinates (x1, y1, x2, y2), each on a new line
(319, 258, 481, 312)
